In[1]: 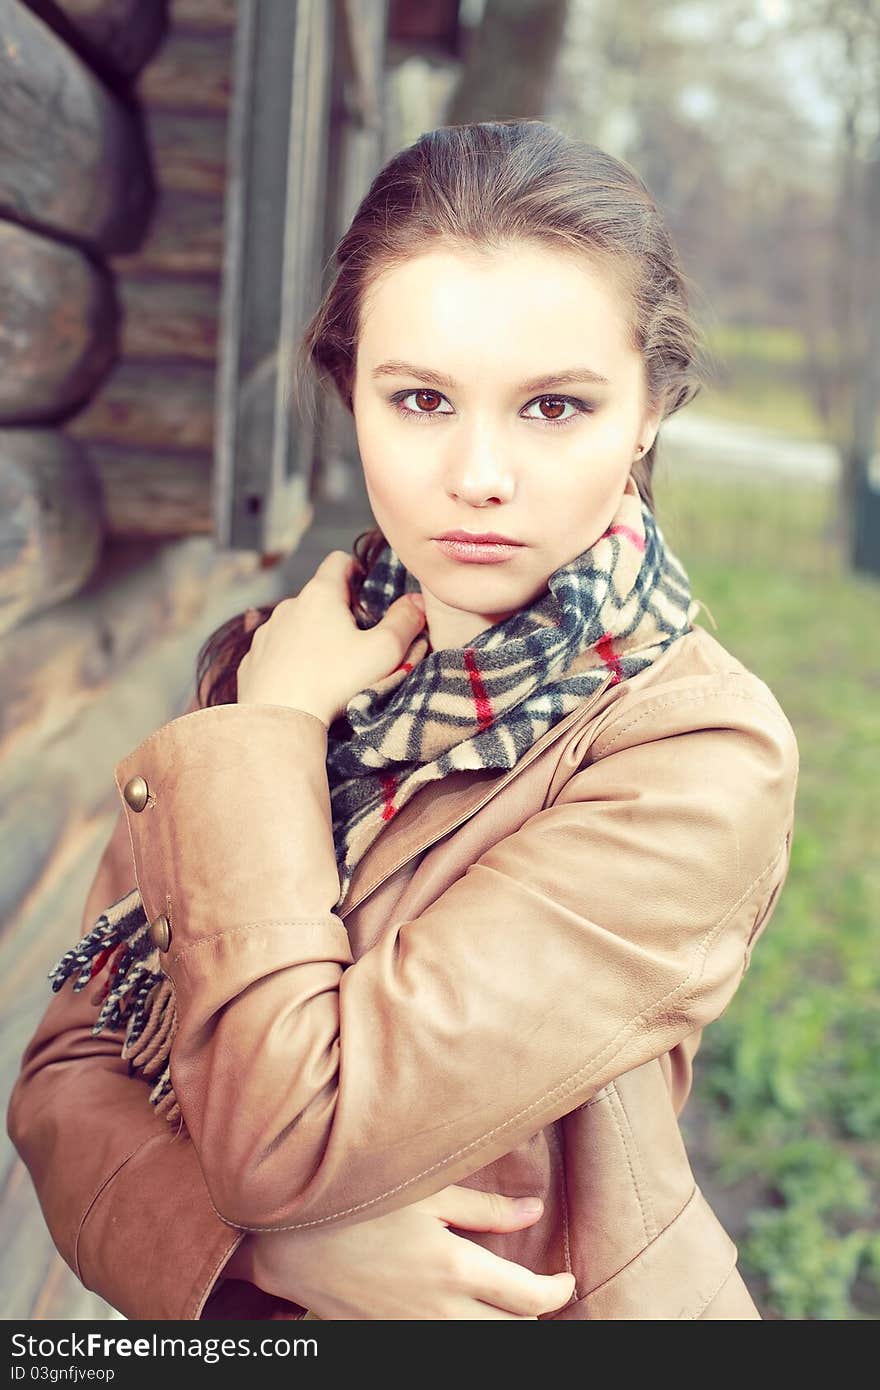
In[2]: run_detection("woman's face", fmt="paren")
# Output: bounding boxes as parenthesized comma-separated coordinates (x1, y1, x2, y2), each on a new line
(351, 242, 662, 652)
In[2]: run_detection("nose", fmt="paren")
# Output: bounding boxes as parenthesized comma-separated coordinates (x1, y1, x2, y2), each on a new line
(445, 427, 515, 506)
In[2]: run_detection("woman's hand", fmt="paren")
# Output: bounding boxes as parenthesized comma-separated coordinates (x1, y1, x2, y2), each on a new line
(225, 1185, 576, 1320)
(236, 552, 427, 725)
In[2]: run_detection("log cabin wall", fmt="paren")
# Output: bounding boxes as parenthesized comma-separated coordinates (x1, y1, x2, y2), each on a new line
(0, 0, 463, 1319)
(1, 0, 327, 1319)
(0, 0, 291, 1320)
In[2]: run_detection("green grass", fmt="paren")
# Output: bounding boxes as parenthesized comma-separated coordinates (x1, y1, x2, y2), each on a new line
(654, 470, 880, 1320)
(689, 382, 828, 442)
(692, 321, 879, 445)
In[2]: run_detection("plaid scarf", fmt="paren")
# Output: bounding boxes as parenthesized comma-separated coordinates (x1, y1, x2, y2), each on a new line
(48, 474, 700, 1128)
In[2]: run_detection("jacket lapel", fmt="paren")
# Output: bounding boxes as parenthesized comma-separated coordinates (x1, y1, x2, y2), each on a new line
(339, 671, 616, 919)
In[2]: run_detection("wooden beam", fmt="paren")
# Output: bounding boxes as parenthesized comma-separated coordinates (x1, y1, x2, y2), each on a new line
(87, 444, 213, 535)
(111, 191, 224, 276)
(173, 0, 235, 32)
(136, 29, 232, 112)
(66, 359, 216, 453)
(145, 110, 227, 196)
(116, 275, 219, 361)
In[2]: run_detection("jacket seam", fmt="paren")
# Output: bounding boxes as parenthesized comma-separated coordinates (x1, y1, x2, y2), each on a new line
(607, 1083, 657, 1242)
(73, 1133, 161, 1283)
(190, 1232, 247, 1321)
(576, 1183, 703, 1303)
(690, 1262, 741, 1319)
(115, 703, 326, 765)
(548, 1122, 573, 1285)
(204, 834, 789, 1231)
(166, 918, 343, 967)
(550, 1187, 738, 1319)
(590, 686, 791, 762)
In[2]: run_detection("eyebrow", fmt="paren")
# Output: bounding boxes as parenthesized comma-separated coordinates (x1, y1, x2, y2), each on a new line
(370, 360, 612, 392)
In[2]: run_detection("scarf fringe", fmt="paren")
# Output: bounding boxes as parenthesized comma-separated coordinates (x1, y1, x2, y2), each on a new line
(49, 885, 184, 1131)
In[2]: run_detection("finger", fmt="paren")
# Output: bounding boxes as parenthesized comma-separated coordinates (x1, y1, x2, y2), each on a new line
(446, 1298, 539, 1320)
(375, 592, 427, 647)
(318, 549, 353, 573)
(450, 1239, 576, 1317)
(425, 1184, 544, 1232)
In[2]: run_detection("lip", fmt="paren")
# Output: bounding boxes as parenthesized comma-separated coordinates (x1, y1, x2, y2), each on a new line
(436, 530, 523, 544)
(433, 536, 523, 564)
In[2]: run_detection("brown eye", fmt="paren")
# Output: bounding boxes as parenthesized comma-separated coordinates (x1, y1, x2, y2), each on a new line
(538, 397, 566, 420)
(414, 389, 442, 412)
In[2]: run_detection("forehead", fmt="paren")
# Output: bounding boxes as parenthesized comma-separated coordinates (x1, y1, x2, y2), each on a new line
(356, 243, 636, 374)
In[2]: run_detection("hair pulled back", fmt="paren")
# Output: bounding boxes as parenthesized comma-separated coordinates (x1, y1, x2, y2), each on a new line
(197, 120, 710, 723)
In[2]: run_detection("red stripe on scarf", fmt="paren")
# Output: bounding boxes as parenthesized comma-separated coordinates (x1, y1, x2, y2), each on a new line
(596, 632, 625, 685)
(380, 771, 399, 821)
(92, 943, 129, 1004)
(607, 522, 646, 552)
(464, 648, 494, 730)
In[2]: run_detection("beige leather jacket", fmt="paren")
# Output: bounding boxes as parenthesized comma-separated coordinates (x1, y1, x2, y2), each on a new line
(7, 621, 799, 1320)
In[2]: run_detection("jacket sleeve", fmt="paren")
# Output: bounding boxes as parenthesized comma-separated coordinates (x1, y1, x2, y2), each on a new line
(110, 676, 799, 1233)
(5, 691, 309, 1321)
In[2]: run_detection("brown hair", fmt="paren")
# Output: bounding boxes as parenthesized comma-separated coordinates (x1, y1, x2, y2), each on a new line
(196, 119, 712, 728)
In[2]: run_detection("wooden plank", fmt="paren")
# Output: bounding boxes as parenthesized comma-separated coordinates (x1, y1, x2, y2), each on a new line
(0, 1, 152, 252)
(111, 191, 224, 276)
(0, 429, 103, 637)
(66, 359, 216, 452)
(145, 109, 227, 196)
(117, 275, 220, 360)
(88, 444, 214, 535)
(0, 219, 117, 422)
(173, 0, 236, 32)
(137, 30, 232, 112)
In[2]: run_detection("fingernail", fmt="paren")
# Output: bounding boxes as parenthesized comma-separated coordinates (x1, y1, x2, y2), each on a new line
(409, 593, 425, 612)
(517, 1198, 543, 1215)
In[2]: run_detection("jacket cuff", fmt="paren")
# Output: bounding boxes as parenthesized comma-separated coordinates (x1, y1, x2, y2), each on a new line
(113, 704, 343, 954)
(75, 1130, 247, 1320)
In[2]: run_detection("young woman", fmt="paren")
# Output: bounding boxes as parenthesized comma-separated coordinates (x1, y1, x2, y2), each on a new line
(9, 120, 799, 1320)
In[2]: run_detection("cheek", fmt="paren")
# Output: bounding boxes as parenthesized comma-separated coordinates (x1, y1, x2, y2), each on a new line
(360, 451, 419, 526)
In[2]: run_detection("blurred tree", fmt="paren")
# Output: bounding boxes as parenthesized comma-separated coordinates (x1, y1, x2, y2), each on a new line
(445, 0, 570, 122)
(793, 0, 880, 570)
(551, 0, 879, 571)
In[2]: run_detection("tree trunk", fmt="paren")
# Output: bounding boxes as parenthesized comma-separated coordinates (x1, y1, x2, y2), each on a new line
(446, 0, 570, 123)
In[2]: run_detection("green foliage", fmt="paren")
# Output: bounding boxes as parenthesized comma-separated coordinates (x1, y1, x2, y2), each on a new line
(694, 321, 876, 443)
(656, 467, 879, 1320)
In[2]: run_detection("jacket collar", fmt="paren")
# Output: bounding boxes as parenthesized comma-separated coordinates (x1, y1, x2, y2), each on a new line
(338, 670, 617, 919)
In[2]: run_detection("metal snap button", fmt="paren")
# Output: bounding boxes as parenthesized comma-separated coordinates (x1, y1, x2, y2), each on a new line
(123, 776, 149, 812)
(148, 914, 171, 953)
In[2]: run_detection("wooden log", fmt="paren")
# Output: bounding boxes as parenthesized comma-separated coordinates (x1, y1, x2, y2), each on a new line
(137, 30, 232, 112)
(0, 1, 153, 252)
(0, 220, 118, 423)
(25, 0, 168, 79)
(66, 360, 215, 452)
(87, 443, 213, 535)
(111, 191, 224, 276)
(0, 429, 103, 636)
(145, 110, 227, 195)
(116, 275, 219, 360)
